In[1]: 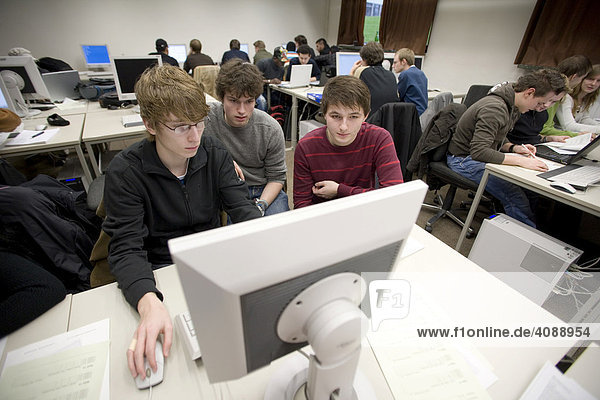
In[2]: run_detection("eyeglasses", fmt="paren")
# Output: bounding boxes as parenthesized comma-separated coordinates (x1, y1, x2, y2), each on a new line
(160, 120, 204, 135)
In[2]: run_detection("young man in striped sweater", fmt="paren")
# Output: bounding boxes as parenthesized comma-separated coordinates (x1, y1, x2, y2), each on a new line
(293, 75, 404, 209)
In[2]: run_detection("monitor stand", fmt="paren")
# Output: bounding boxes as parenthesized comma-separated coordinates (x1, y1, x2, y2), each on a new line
(266, 273, 377, 400)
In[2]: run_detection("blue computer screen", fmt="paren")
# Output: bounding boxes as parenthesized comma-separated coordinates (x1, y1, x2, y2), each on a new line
(336, 53, 362, 76)
(82, 45, 110, 65)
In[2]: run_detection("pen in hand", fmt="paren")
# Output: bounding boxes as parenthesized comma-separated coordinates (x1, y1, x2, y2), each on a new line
(521, 144, 537, 159)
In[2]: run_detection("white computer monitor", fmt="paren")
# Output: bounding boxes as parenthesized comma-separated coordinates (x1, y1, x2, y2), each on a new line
(111, 55, 163, 101)
(336, 52, 362, 76)
(239, 43, 249, 54)
(81, 44, 111, 68)
(168, 44, 187, 64)
(169, 181, 427, 397)
(0, 55, 51, 117)
(0, 77, 18, 114)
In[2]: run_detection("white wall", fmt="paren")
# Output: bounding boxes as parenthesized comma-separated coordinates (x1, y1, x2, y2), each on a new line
(0, 0, 332, 71)
(0, 0, 536, 95)
(424, 0, 537, 95)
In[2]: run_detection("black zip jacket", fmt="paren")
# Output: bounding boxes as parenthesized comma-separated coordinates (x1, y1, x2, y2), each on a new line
(103, 136, 261, 308)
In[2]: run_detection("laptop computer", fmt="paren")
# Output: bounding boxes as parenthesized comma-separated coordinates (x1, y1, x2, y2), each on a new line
(535, 134, 600, 165)
(42, 70, 81, 102)
(278, 64, 312, 88)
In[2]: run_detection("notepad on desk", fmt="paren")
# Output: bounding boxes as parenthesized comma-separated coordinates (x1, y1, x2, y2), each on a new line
(5, 129, 59, 146)
(122, 114, 144, 128)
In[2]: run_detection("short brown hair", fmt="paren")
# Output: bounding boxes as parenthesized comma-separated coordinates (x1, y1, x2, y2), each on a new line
(229, 39, 240, 50)
(513, 68, 568, 97)
(395, 48, 415, 66)
(190, 39, 202, 53)
(253, 40, 266, 49)
(215, 59, 263, 100)
(135, 65, 209, 141)
(321, 75, 371, 115)
(360, 42, 384, 66)
(558, 55, 592, 79)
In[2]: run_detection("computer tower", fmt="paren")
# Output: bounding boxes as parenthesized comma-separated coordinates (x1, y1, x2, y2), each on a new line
(468, 214, 583, 305)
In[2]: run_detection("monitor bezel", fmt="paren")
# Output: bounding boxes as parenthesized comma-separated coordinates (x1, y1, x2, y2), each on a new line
(81, 44, 111, 68)
(0, 76, 19, 114)
(0, 55, 51, 101)
(111, 55, 163, 101)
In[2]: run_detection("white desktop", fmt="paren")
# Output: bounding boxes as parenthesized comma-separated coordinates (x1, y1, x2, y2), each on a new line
(169, 181, 428, 400)
(81, 44, 111, 70)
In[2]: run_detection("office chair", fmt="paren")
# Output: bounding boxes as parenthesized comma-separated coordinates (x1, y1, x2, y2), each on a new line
(367, 102, 422, 180)
(193, 65, 220, 99)
(420, 91, 453, 132)
(462, 85, 493, 108)
(408, 103, 494, 236)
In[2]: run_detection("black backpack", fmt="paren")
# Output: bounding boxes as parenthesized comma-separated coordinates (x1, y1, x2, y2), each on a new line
(36, 57, 74, 72)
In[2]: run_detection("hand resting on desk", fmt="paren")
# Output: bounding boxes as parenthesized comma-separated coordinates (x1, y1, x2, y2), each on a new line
(127, 292, 173, 380)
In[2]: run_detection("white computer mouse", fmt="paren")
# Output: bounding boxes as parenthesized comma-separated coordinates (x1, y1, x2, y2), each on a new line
(134, 341, 164, 389)
(549, 181, 577, 194)
(35, 124, 47, 131)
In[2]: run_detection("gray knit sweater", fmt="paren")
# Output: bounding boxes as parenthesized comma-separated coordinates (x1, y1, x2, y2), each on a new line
(204, 103, 287, 186)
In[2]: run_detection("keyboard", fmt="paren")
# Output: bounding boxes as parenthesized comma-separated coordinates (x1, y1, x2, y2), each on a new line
(535, 145, 573, 164)
(175, 311, 202, 360)
(540, 164, 600, 189)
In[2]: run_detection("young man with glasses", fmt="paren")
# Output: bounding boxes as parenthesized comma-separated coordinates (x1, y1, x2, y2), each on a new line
(102, 65, 261, 381)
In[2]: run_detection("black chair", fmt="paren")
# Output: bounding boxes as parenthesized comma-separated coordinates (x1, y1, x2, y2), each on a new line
(367, 102, 422, 180)
(462, 85, 493, 108)
(411, 103, 495, 236)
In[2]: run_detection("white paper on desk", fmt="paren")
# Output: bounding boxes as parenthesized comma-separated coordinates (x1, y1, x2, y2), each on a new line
(367, 293, 496, 399)
(541, 133, 592, 151)
(5, 128, 59, 146)
(518, 361, 597, 400)
(400, 237, 425, 258)
(1, 318, 110, 400)
(56, 97, 87, 110)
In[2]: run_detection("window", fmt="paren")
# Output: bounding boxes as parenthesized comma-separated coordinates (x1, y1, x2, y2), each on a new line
(364, 0, 384, 43)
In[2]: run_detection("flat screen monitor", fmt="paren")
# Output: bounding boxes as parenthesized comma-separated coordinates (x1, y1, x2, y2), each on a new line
(0, 77, 18, 114)
(168, 44, 187, 64)
(0, 55, 51, 102)
(81, 44, 111, 67)
(336, 52, 362, 76)
(239, 43, 249, 54)
(383, 52, 424, 73)
(111, 56, 162, 101)
(169, 180, 428, 386)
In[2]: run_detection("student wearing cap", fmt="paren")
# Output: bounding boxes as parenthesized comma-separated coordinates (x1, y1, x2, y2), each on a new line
(149, 38, 179, 67)
(256, 47, 287, 109)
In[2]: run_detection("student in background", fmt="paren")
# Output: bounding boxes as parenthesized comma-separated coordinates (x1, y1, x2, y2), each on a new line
(149, 38, 179, 67)
(183, 39, 214, 74)
(257, 47, 286, 84)
(447, 69, 567, 228)
(393, 48, 428, 115)
(294, 75, 403, 209)
(541, 55, 592, 137)
(205, 59, 289, 216)
(315, 38, 331, 55)
(349, 41, 398, 114)
(556, 64, 600, 134)
(253, 40, 272, 65)
(221, 39, 250, 64)
(294, 34, 316, 58)
(103, 66, 260, 379)
(284, 44, 321, 82)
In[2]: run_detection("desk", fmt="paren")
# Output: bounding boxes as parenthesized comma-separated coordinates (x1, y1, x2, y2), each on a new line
(0, 113, 93, 183)
(69, 266, 394, 399)
(455, 163, 600, 252)
(0, 295, 72, 372)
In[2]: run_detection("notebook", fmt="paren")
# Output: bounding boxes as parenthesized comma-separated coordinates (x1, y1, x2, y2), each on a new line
(41, 70, 81, 102)
(278, 64, 312, 88)
(535, 134, 600, 165)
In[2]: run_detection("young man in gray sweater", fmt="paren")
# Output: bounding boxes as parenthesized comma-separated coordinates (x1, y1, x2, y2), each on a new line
(205, 59, 288, 216)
